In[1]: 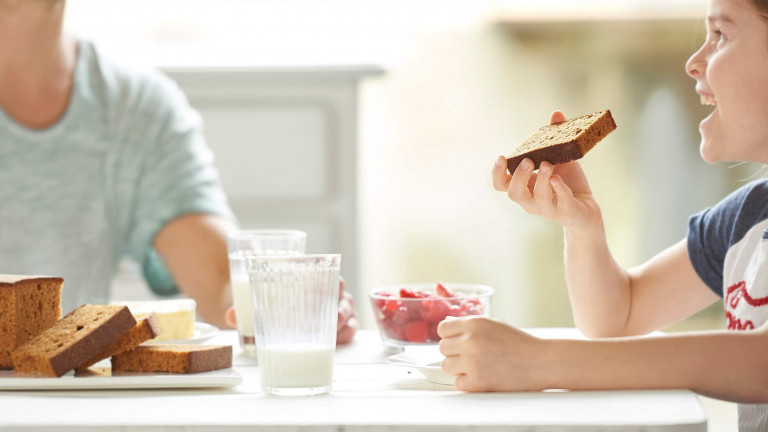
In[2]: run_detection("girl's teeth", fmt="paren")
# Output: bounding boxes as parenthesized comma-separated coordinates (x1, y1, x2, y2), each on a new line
(700, 95, 717, 106)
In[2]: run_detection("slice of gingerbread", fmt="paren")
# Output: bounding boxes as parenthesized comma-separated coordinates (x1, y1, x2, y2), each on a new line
(507, 109, 617, 173)
(0, 275, 63, 369)
(111, 344, 232, 374)
(76, 312, 162, 371)
(11, 304, 136, 377)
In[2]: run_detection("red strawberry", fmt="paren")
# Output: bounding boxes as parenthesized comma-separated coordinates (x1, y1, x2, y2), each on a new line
(373, 292, 392, 309)
(405, 320, 429, 343)
(384, 299, 401, 312)
(465, 305, 482, 316)
(394, 305, 411, 325)
(420, 299, 451, 322)
(446, 304, 462, 317)
(399, 288, 426, 299)
(435, 283, 453, 298)
(428, 322, 440, 341)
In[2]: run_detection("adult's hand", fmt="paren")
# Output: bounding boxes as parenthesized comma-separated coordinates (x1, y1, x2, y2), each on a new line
(336, 277, 358, 344)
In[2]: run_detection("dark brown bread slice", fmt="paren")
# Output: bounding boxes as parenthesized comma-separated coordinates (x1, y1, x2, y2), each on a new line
(11, 304, 136, 377)
(76, 312, 162, 370)
(111, 344, 232, 374)
(0, 276, 63, 369)
(507, 109, 617, 173)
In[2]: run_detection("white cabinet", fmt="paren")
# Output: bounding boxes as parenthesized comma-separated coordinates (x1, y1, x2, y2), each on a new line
(166, 66, 382, 300)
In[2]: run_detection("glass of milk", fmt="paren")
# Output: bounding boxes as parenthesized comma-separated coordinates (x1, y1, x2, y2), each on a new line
(248, 254, 341, 396)
(227, 229, 307, 356)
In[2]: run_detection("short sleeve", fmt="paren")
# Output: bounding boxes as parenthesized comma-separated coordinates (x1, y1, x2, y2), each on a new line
(126, 78, 234, 295)
(687, 183, 764, 298)
(688, 207, 729, 297)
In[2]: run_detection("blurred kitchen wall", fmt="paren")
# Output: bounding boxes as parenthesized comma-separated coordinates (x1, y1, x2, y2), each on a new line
(67, 0, 754, 331)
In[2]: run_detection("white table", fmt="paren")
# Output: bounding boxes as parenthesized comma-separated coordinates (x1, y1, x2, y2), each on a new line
(0, 329, 707, 431)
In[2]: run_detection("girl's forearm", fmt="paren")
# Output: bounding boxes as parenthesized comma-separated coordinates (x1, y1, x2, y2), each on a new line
(544, 329, 768, 403)
(564, 224, 632, 338)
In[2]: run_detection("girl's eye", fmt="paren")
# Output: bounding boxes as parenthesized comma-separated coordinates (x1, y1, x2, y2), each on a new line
(712, 29, 726, 44)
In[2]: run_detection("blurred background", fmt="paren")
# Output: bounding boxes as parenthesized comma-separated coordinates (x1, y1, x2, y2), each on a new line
(70, 0, 758, 335)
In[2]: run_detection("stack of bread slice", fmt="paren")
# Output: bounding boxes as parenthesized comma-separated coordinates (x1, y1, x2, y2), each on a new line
(1, 275, 232, 377)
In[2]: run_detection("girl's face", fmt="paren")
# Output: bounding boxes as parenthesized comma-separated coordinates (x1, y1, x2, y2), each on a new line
(686, 0, 768, 164)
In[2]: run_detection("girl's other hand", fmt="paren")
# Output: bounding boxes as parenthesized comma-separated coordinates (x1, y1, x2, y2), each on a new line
(437, 316, 550, 392)
(492, 110, 602, 234)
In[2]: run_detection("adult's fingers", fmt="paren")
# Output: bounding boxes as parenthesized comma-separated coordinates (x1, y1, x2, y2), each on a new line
(338, 277, 346, 299)
(337, 291, 354, 330)
(336, 315, 358, 345)
(492, 155, 511, 191)
(225, 305, 237, 329)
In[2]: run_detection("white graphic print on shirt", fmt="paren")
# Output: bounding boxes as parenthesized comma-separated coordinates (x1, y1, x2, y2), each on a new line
(723, 220, 768, 330)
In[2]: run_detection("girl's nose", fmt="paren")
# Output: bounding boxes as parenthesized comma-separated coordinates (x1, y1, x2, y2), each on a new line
(686, 44, 706, 79)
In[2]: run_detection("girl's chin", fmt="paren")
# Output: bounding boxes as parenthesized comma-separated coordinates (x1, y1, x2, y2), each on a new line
(699, 137, 724, 163)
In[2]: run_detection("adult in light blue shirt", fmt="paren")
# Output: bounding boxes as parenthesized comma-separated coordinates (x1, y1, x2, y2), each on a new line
(0, 0, 358, 342)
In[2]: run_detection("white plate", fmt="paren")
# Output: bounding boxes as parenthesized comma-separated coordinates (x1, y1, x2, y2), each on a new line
(387, 350, 454, 386)
(0, 367, 242, 390)
(147, 322, 219, 345)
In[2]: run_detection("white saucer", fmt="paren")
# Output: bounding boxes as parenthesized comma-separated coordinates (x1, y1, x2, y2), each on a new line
(387, 350, 454, 386)
(147, 322, 220, 345)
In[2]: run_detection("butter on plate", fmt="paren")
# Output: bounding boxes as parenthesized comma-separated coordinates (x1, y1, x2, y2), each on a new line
(111, 299, 196, 341)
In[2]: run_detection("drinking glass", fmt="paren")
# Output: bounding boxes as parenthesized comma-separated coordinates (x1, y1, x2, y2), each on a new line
(227, 229, 306, 356)
(249, 254, 341, 396)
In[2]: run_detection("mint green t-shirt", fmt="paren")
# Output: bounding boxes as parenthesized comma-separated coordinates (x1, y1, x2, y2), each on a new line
(0, 40, 234, 313)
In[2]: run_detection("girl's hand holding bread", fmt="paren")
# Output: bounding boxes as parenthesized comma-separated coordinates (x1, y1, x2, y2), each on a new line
(492, 111, 603, 235)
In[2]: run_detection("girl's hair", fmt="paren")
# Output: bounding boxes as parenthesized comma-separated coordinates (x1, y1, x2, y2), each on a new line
(752, 0, 768, 17)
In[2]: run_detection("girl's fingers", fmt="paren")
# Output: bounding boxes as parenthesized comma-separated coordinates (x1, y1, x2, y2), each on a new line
(453, 374, 471, 391)
(492, 155, 511, 191)
(440, 355, 464, 376)
(533, 161, 556, 217)
(437, 318, 466, 339)
(507, 158, 535, 206)
(438, 335, 461, 357)
(550, 110, 567, 125)
(550, 174, 575, 214)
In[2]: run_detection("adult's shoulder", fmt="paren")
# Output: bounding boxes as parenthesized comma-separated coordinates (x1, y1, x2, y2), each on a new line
(77, 40, 191, 123)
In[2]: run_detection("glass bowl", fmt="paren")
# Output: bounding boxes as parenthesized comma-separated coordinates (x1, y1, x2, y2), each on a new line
(369, 283, 493, 352)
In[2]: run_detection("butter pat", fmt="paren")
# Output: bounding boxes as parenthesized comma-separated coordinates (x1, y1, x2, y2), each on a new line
(112, 299, 196, 341)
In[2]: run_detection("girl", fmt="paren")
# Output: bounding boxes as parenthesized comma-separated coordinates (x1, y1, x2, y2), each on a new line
(438, 0, 768, 430)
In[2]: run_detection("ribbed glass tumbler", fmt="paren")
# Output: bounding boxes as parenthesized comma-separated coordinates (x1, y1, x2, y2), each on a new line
(248, 254, 341, 396)
(227, 229, 307, 356)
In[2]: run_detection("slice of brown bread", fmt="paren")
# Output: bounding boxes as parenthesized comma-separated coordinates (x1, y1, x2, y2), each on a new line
(111, 344, 232, 374)
(0, 275, 63, 369)
(11, 304, 136, 377)
(507, 109, 617, 173)
(76, 312, 163, 371)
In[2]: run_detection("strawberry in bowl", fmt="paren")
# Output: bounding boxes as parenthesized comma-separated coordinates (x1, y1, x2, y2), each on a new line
(369, 283, 493, 351)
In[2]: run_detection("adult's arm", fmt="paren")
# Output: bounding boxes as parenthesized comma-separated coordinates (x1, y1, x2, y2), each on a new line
(154, 213, 234, 328)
